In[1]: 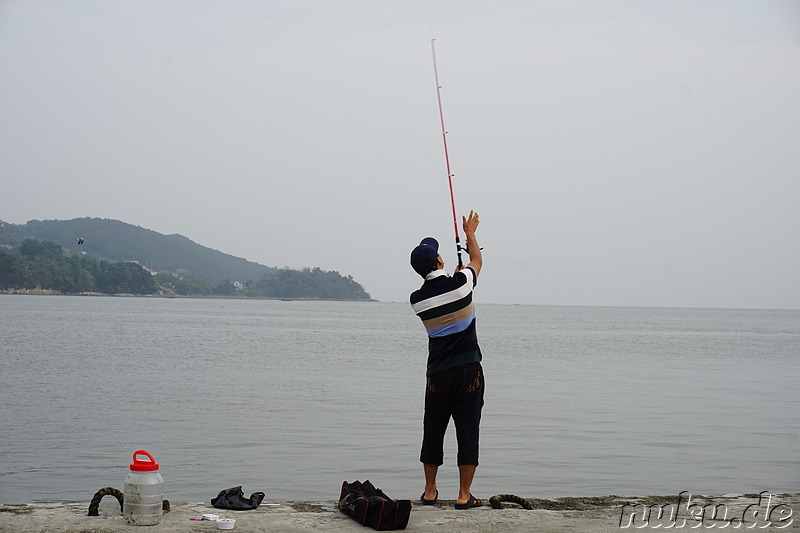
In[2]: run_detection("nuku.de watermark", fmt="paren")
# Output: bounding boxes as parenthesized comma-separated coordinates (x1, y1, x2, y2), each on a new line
(619, 491, 793, 529)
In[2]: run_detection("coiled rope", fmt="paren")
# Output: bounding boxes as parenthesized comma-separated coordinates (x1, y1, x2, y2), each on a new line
(87, 487, 124, 516)
(489, 494, 533, 510)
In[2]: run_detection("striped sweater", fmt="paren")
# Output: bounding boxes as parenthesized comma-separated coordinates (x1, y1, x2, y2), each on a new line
(410, 267, 482, 376)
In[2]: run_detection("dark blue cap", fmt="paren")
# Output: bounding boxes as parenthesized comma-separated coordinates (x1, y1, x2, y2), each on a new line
(410, 237, 439, 277)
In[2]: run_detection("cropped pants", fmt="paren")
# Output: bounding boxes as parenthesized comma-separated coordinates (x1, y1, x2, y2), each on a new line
(420, 362, 485, 466)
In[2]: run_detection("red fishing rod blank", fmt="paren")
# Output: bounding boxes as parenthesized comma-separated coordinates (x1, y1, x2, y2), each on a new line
(430, 37, 464, 269)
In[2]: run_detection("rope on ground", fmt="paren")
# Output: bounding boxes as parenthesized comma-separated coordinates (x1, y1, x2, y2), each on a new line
(87, 487, 124, 516)
(489, 494, 533, 510)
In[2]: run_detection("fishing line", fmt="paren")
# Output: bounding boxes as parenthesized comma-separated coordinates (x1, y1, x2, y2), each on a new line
(429, 33, 464, 269)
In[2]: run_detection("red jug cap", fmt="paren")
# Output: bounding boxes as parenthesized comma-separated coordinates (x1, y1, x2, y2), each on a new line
(129, 450, 159, 471)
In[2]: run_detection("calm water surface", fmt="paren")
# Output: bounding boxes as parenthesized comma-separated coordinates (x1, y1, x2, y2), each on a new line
(1, 295, 798, 503)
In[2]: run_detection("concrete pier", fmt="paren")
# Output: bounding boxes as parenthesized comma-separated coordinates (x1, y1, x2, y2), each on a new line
(1, 493, 797, 532)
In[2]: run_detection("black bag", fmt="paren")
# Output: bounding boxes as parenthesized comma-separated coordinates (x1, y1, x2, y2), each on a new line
(211, 486, 265, 510)
(338, 480, 412, 531)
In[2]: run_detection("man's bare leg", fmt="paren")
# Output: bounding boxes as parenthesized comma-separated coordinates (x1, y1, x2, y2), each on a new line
(456, 464, 477, 504)
(423, 463, 438, 500)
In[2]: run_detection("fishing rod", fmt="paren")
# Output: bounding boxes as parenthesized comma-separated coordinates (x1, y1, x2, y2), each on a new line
(430, 37, 464, 270)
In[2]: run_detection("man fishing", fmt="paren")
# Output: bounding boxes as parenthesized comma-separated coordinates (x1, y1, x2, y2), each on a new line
(410, 209, 484, 510)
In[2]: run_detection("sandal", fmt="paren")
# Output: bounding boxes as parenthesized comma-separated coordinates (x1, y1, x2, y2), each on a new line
(420, 490, 438, 505)
(455, 494, 482, 510)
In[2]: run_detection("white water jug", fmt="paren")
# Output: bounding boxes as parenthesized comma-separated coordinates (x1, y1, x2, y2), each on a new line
(123, 450, 164, 526)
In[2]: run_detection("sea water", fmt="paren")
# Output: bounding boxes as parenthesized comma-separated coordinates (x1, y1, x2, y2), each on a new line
(0, 295, 798, 504)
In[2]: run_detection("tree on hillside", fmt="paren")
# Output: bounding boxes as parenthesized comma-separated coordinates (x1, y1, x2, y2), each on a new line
(20, 239, 63, 261)
(213, 279, 237, 296)
(0, 253, 28, 290)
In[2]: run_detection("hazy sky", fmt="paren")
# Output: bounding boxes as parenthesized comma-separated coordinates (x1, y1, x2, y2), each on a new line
(2, 1, 798, 308)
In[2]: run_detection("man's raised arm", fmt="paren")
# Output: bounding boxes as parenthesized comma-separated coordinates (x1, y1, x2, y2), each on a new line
(461, 210, 481, 277)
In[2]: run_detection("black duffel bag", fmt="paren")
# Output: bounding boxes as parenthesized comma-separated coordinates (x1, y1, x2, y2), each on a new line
(338, 480, 412, 531)
(211, 486, 265, 510)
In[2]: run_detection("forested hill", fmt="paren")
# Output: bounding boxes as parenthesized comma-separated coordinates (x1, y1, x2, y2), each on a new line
(0, 218, 372, 300)
(0, 218, 268, 281)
